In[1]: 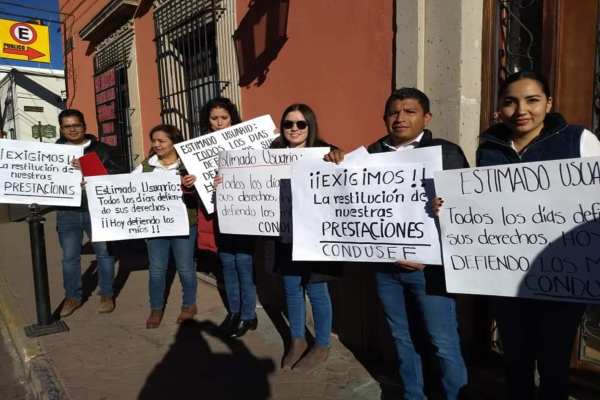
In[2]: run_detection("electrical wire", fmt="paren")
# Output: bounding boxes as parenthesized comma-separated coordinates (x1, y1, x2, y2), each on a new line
(0, 1, 72, 16)
(0, 10, 63, 25)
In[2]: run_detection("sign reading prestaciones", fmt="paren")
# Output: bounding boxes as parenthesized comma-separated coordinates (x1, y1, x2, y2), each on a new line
(175, 115, 278, 214)
(434, 157, 600, 303)
(86, 173, 189, 242)
(0, 140, 82, 207)
(291, 157, 442, 264)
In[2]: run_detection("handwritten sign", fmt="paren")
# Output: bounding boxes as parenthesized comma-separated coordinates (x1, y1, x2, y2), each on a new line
(434, 157, 600, 303)
(216, 147, 329, 238)
(175, 115, 278, 214)
(291, 158, 442, 264)
(86, 173, 189, 242)
(0, 140, 82, 206)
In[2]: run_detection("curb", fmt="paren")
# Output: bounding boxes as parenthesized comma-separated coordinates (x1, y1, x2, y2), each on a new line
(0, 271, 68, 400)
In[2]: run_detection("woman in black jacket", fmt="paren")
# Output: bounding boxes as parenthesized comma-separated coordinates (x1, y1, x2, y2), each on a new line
(268, 103, 340, 371)
(478, 70, 600, 400)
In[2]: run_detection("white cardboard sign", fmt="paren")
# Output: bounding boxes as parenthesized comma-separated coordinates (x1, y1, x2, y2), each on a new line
(0, 140, 83, 207)
(86, 172, 189, 241)
(174, 115, 278, 214)
(291, 157, 442, 264)
(434, 156, 600, 303)
(216, 147, 330, 238)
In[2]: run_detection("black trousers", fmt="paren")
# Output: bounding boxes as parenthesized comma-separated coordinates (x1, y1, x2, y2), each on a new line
(492, 297, 586, 400)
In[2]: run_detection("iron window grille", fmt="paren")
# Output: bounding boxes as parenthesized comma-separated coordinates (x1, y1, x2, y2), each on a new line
(154, 0, 229, 139)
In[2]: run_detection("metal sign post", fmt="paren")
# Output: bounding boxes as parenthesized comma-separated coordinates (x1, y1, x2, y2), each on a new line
(24, 204, 68, 337)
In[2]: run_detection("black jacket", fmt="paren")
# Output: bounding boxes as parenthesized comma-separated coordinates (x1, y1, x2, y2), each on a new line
(262, 138, 342, 283)
(367, 129, 469, 170)
(56, 133, 123, 174)
(368, 130, 469, 293)
(477, 112, 583, 167)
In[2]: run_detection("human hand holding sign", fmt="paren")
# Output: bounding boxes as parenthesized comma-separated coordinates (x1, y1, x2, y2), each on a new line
(394, 260, 426, 271)
(323, 149, 345, 164)
(431, 197, 444, 217)
(181, 174, 197, 188)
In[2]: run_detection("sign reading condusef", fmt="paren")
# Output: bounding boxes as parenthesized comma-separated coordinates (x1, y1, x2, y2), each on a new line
(0, 19, 50, 63)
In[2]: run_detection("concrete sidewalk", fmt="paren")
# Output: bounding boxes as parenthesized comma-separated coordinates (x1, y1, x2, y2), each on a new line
(0, 213, 384, 400)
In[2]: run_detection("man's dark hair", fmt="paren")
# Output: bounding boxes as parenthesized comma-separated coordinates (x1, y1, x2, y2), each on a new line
(58, 109, 86, 127)
(384, 87, 430, 116)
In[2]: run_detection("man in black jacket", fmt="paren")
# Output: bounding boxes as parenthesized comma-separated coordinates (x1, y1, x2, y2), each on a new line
(326, 88, 469, 399)
(370, 88, 468, 400)
(55, 109, 121, 317)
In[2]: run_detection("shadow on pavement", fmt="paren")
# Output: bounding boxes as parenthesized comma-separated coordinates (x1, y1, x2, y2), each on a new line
(138, 320, 276, 400)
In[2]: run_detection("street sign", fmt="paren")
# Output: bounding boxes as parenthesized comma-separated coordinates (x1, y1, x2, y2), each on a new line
(42, 125, 56, 138)
(0, 19, 50, 63)
(31, 124, 56, 139)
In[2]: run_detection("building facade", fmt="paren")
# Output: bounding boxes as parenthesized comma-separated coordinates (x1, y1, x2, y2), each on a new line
(59, 0, 600, 374)
(0, 66, 65, 142)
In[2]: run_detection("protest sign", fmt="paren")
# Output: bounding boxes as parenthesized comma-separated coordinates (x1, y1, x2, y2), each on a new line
(434, 156, 600, 303)
(341, 146, 369, 165)
(351, 146, 443, 172)
(216, 147, 329, 238)
(86, 172, 189, 241)
(175, 115, 278, 214)
(291, 157, 442, 264)
(0, 140, 82, 207)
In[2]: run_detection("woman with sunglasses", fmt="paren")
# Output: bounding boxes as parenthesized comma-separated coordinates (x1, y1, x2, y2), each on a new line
(133, 124, 199, 328)
(201, 97, 258, 338)
(266, 103, 341, 371)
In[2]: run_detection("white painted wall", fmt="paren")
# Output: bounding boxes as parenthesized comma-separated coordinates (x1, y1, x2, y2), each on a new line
(0, 66, 65, 143)
(395, 0, 483, 164)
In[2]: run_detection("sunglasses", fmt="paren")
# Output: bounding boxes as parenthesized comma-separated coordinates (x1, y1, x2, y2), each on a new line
(282, 120, 308, 130)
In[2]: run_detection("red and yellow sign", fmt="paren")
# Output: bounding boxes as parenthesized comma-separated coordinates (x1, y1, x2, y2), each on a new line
(0, 19, 50, 63)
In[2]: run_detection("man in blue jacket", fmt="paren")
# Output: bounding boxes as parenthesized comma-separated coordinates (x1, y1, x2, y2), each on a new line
(55, 109, 122, 317)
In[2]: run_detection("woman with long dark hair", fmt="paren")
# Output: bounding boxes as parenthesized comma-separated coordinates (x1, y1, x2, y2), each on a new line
(200, 97, 259, 338)
(134, 124, 199, 328)
(477, 70, 600, 400)
(267, 103, 340, 371)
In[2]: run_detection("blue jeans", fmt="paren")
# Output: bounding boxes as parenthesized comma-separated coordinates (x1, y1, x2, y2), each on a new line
(218, 250, 256, 320)
(375, 270, 467, 400)
(282, 275, 332, 347)
(56, 209, 115, 300)
(146, 225, 197, 310)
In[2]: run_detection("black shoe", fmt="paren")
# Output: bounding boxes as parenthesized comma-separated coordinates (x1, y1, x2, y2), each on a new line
(219, 313, 240, 335)
(229, 318, 258, 338)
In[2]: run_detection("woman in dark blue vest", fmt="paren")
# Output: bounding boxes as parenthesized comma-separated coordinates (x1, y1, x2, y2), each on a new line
(478, 71, 600, 400)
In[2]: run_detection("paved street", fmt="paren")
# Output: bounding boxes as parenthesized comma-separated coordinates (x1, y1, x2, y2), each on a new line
(0, 213, 383, 399)
(0, 212, 598, 399)
(0, 333, 28, 400)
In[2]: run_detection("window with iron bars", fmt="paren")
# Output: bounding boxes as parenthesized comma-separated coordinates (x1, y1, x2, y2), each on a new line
(154, 0, 229, 139)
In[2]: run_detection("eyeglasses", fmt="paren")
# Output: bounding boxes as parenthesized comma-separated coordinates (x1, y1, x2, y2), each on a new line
(61, 123, 84, 130)
(282, 120, 308, 130)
